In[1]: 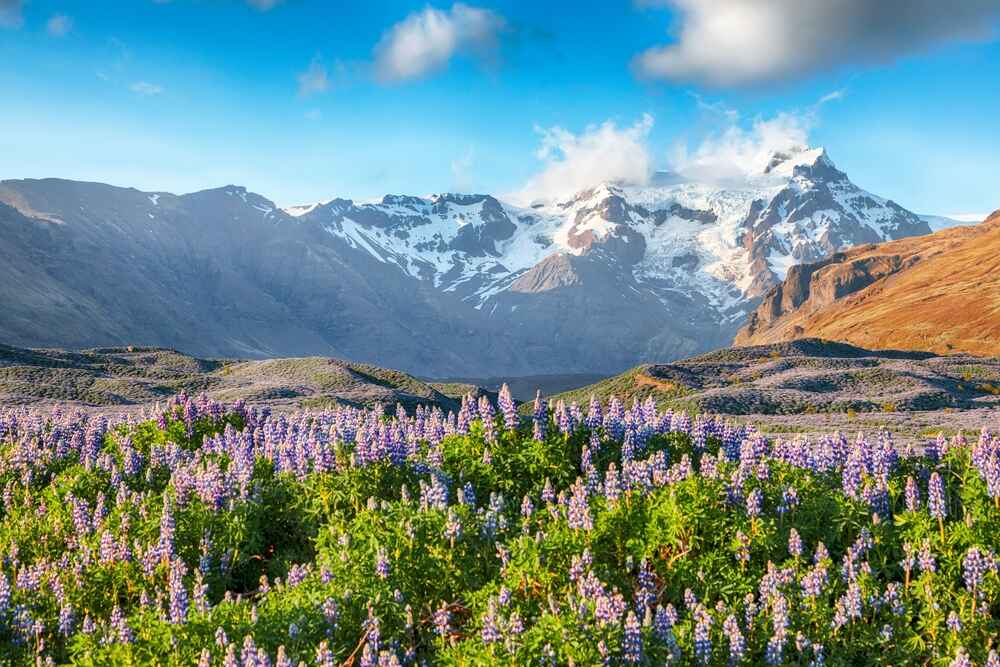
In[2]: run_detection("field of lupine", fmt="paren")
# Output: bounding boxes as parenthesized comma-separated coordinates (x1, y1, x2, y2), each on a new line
(1, 389, 1000, 666)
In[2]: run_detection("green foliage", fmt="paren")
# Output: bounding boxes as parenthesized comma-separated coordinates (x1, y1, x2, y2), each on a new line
(2, 404, 1000, 666)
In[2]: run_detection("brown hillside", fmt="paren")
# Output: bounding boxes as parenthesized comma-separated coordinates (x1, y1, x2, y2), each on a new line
(735, 210, 1000, 356)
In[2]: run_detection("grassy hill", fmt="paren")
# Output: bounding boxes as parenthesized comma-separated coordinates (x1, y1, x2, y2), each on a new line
(549, 339, 1000, 415)
(0, 344, 490, 412)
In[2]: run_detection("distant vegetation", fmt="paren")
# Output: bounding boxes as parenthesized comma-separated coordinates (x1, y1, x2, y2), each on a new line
(0, 344, 481, 413)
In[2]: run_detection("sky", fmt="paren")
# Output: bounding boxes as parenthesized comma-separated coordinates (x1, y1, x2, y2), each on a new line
(1, 0, 999, 217)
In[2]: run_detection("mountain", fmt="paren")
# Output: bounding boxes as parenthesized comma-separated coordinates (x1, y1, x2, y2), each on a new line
(0, 147, 931, 376)
(0, 343, 487, 411)
(736, 211, 1000, 356)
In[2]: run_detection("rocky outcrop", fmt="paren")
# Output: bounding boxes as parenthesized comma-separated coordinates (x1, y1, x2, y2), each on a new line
(736, 211, 1000, 356)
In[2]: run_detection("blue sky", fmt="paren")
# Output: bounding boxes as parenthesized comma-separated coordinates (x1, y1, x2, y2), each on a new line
(1, 0, 998, 216)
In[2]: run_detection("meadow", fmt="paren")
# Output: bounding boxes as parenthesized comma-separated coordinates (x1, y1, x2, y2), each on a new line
(1, 389, 998, 666)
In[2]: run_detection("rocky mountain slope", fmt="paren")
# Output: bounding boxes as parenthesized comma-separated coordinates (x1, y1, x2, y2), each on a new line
(0, 344, 485, 411)
(0, 147, 930, 376)
(736, 210, 1000, 356)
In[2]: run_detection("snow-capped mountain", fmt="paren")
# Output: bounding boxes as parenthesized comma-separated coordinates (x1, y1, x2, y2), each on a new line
(288, 145, 929, 330)
(0, 147, 931, 376)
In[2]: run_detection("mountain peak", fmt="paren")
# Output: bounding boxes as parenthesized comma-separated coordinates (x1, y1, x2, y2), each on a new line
(761, 146, 830, 176)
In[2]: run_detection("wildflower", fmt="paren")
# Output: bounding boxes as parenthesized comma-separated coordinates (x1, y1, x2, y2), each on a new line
(950, 648, 972, 667)
(375, 548, 390, 579)
(693, 605, 713, 664)
(746, 488, 763, 518)
(723, 614, 746, 665)
(947, 611, 962, 633)
(566, 478, 593, 530)
(788, 528, 803, 558)
(622, 611, 643, 664)
(433, 603, 451, 638)
(904, 476, 920, 511)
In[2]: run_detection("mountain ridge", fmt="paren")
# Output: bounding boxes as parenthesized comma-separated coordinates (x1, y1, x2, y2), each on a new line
(0, 147, 935, 376)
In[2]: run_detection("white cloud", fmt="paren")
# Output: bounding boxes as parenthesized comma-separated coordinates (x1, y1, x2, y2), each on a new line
(634, 0, 1000, 87)
(0, 0, 23, 29)
(687, 92, 739, 122)
(374, 3, 506, 83)
(451, 147, 475, 192)
(668, 112, 813, 185)
(130, 81, 164, 96)
(515, 114, 655, 204)
(818, 89, 847, 105)
(297, 55, 329, 97)
(46, 14, 72, 37)
(245, 0, 283, 10)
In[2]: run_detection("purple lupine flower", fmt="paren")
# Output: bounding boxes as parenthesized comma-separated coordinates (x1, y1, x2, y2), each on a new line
(586, 395, 602, 430)
(735, 531, 751, 565)
(433, 603, 452, 638)
(168, 558, 188, 624)
(947, 611, 962, 632)
(950, 648, 972, 667)
(928, 472, 946, 520)
(498, 383, 518, 431)
(58, 604, 75, 637)
(240, 635, 258, 667)
(746, 488, 763, 518)
(963, 547, 990, 593)
(986, 650, 1000, 667)
(918, 541, 937, 574)
(604, 464, 621, 506)
(693, 605, 713, 664)
(375, 548, 390, 579)
(904, 476, 920, 512)
(653, 604, 673, 639)
(481, 600, 501, 644)
(621, 611, 643, 664)
(444, 507, 463, 542)
(541, 478, 555, 504)
(723, 614, 746, 665)
(315, 640, 335, 667)
(788, 529, 803, 558)
(223, 644, 239, 667)
(566, 478, 593, 530)
(635, 559, 656, 611)
(531, 391, 547, 441)
(778, 486, 799, 515)
(0, 572, 9, 614)
(883, 582, 905, 616)
(110, 606, 133, 644)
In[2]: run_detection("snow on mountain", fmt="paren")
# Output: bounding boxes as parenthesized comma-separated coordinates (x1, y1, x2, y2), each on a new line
(288, 146, 930, 324)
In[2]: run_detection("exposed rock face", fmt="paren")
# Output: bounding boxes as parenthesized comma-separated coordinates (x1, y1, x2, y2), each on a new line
(736, 211, 1000, 356)
(0, 147, 935, 376)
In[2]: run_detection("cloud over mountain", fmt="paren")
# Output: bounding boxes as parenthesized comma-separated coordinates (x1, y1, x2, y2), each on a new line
(516, 114, 655, 204)
(669, 112, 812, 185)
(634, 0, 1000, 86)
